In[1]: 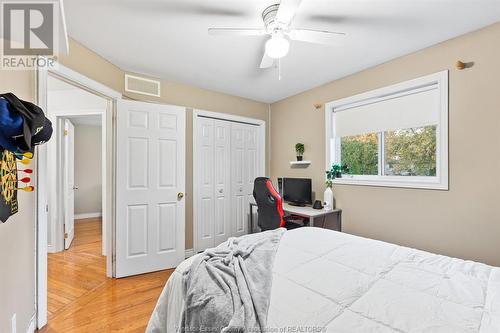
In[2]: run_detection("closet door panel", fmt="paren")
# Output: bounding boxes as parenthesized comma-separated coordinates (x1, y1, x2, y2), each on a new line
(231, 123, 247, 238)
(196, 118, 215, 251)
(214, 120, 231, 245)
(245, 125, 260, 207)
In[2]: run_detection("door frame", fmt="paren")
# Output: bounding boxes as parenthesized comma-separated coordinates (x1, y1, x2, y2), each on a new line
(63, 118, 75, 250)
(192, 109, 266, 254)
(36, 61, 121, 329)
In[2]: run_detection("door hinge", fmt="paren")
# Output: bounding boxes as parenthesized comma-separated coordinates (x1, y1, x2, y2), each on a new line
(64, 232, 68, 239)
(64, 130, 68, 136)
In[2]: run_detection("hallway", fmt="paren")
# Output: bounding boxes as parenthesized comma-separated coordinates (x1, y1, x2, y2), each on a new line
(41, 218, 174, 332)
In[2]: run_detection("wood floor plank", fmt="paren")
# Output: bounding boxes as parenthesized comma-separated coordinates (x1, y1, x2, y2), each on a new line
(38, 218, 174, 333)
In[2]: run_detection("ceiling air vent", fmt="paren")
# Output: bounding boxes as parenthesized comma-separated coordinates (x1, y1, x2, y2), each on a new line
(125, 74, 161, 97)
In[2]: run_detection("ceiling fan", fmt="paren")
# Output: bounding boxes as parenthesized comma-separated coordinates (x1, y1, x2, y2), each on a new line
(208, 0, 346, 69)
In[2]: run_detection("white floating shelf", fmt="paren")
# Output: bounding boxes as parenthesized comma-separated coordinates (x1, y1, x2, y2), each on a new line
(290, 160, 311, 168)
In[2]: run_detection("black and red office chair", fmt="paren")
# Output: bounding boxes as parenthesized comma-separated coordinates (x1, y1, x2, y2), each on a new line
(253, 177, 304, 231)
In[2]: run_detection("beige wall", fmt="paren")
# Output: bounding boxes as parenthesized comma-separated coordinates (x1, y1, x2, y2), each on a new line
(270, 22, 500, 266)
(59, 38, 270, 249)
(0, 66, 36, 333)
(74, 124, 102, 216)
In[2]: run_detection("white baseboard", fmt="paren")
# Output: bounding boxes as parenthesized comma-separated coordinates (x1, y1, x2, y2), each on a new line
(185, 249, 195, 258)
(47, 244, 56, 254)
(75, 212, 102, 220)
(27, 314, 35, 333)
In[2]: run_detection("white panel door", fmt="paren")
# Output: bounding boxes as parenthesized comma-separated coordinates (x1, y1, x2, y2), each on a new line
(195, 117, 215, 251)
(63, 119, 75, 249)
(231, 123, 247, 238)
(116, 100, 185, 278)
(213, 120, 231, 246)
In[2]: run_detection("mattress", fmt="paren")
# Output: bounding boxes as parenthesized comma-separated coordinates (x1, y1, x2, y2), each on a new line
(148, 227, 500, 332)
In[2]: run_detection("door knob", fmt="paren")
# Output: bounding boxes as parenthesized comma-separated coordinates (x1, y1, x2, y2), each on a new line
(177, 192, 184, 199)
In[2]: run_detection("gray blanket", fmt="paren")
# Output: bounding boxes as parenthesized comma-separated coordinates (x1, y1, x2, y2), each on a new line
(180, 228, 286, 333)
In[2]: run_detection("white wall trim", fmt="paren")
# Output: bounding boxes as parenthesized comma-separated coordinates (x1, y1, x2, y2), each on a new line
(185, 249, 195, 259)
(75, 212, 103, 220)
(325, 70, 449, 190)
(47, 244, 56, 254)
(193, 109, 266, 127)
(192, 109, 266, 254)
(267, 103, 272, 175)
(50, 62, 121, 99)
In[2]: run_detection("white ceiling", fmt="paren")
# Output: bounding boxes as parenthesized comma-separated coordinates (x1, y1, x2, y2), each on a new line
(63, 0, 500, 103)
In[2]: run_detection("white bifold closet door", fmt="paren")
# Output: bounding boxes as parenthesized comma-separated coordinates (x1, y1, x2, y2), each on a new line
(195, 115, 263, 252)
(231, 123, 259, 238)
(196, 118, 231, 251)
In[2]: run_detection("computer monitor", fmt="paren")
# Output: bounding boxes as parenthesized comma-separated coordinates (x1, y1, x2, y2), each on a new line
(283, 178, 312, 206)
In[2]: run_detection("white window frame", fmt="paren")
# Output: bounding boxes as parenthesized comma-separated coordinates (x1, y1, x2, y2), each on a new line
(325, 71, 449, 190)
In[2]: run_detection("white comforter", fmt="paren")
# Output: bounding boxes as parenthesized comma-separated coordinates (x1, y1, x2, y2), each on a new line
(147, 228, 500, 332)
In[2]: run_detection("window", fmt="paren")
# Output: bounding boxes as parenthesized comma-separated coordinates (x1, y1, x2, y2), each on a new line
(326, 71, 448, 189)
(341, 133, 378, 175)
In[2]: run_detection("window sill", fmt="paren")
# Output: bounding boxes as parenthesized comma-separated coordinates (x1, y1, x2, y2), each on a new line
(333, 175, 448, 190)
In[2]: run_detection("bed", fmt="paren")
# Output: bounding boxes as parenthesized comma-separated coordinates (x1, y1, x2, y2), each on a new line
(147, 227, 500, 332)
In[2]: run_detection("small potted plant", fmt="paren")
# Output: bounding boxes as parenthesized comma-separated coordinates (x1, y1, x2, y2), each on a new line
(295, 143, 305, 161)
(332, 164, 342, 178)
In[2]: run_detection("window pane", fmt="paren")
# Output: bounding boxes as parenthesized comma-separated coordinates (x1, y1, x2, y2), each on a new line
(341, 133, 379, 175)
(384, 126, 437, 176)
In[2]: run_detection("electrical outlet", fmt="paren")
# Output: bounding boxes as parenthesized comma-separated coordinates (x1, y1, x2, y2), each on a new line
(11, 313, 16, 333)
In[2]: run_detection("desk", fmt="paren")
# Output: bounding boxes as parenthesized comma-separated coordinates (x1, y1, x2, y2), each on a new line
(249, 202, 342, 233)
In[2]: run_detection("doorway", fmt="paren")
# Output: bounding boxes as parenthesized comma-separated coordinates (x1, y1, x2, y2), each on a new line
(44, 76, 109, 319)
(36, 63, 120, 328)
(37, 62, 187, 329)
(46, 76, 108, 255)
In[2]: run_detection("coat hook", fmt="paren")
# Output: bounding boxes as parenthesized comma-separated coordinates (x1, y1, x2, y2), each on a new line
(456, 60, 474, 70)
(313, 103, 322, 110)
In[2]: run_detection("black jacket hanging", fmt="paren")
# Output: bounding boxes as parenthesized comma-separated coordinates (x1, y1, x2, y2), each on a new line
(0, 92, 52, 153)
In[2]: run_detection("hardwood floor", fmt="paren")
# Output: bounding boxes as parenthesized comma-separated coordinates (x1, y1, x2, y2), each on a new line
(40, 218, 174, 333)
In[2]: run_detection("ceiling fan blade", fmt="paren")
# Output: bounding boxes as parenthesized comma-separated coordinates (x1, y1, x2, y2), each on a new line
(260, 52, 275, 69)
(208, 28, 266, 36)
(275, 0, 303, 25)
(289, 29, 346, 45)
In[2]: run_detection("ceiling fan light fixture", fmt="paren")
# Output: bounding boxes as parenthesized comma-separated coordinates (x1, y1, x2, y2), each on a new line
(265, 33, 290, 59)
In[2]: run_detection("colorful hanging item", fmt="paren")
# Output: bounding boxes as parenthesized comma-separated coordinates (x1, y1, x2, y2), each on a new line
(0, 149, 19, 222)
